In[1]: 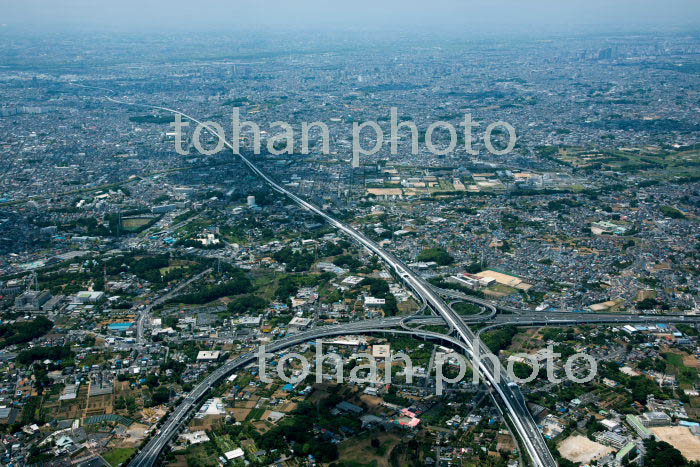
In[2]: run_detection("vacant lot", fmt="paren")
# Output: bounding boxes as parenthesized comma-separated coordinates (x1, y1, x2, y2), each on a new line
(103, 447, 136, 466)
(121, 217, 154, 231)
(652, 426, 700, 461)
(684, 354, 700, 368)
(340, 432, 401, 467)
(230, 407, 251, 422)
(558, 435, 613, 464)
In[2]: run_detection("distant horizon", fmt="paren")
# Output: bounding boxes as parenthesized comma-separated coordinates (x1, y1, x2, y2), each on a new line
(1, 0, 699, 35)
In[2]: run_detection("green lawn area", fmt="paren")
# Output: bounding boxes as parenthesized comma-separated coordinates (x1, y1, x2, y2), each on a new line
(159, 265, 185, 275)
(664, 352, 699, 389)
(485, 283, 519, 296)
(251, 271, 278, 300)
(452, 302, 482, 315)
(103, 447, 136, 466)
(664, 352, 684, 368)
(121, 217, 153, 231)
(245, 407, 266, 421)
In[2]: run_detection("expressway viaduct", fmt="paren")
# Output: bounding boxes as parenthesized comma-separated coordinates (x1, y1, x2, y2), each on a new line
(128, 310, 700, 467)
(97, 93, 700, 467)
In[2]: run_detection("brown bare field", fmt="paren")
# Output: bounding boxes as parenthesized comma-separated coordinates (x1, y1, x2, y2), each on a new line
(252, 420, 273, 434)
(239, 400, 258, 409)
(496, 433, 516, 453)
(114, 423, 149, 448)
(85, 393, 112, 417)
(367, 188, 403, 196)
(558, 435, 613, 464)
(188, 415, 219, 431)
(684, 354, 700, 368)
(359, 394, 383, 409)
(277, 401, 297, 413)
(652, 427, 700, 461)
(231, 407, 251, 421)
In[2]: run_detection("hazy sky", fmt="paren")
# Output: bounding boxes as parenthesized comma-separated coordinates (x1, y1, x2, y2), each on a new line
(1, 0, 699, 34)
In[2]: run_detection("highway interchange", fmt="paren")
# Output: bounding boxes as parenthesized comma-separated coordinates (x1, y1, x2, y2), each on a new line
(102, 94, 700, 467)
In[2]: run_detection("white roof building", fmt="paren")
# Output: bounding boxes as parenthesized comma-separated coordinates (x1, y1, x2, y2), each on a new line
(289, 317, 312, 329)
(196, 351, 221, 361)
(180, 430, 210, 445)
(224, 448, 245, 460)
(365, 297, 386, 307)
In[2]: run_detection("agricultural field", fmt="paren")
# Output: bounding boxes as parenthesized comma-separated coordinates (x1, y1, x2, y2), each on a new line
(543, 144, 700, 180)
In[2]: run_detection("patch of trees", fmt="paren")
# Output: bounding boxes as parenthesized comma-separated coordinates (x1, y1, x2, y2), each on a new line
(0, 316, 53, 349)
(676, 324, 699, 336)
(65, 210, 160, 237)
(275, 275, 301, 300)
(223, 97, 251, 106)
(547, 198, 582, 211)
(358, 277, 390, 297)
(320, 240, 350, 257)
(274, 273, 334, 301)
(131, 255, 169, 277)
(428, 277, 486, 298)
(148, 386, 171, 406)
(671, 175, 700, 185)
(227, 295, 268, 315)
(383, 294, 399, 317)
(17, 345, 73, 365)
(417, 247, 454, 266)
(453, 206, 478, 215)
(175, 274, 251, 305)
(383, 386, 411, 406)
(453, 302, 481, 315)
(332, 254, 362, 270)
(643, 438, 687, 467)
(481, 326, 518, 353)
(257, 402, 339, 463)
(660, 205, 685, 219)
(104, 253, 204, 285)
(596, 118, 700, 133)
(273, 247, 315, 272)
(637, 298, 668, 311)
(229, 189, 277, 206)
(599, 362, 672, 402)
(638, 357, 666, 373)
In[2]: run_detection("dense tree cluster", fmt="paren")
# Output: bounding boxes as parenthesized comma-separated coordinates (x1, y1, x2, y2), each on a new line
(643, 439, 687, 467)
(227, 295, 268, 315)
(0, 316, 53, 349)
(257, 401, 340, 462)
(174, 272, 251, 305)
(417, 247, 454, 265)
(273, 247, 315, 272)
(17, 345, 73, 365)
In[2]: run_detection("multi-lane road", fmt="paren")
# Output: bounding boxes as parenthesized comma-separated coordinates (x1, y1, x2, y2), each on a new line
(105, 96, 556, 466)
(129, 318, 455, 467)
(128, 307, 700, 466)
(103, 94, 697, 467)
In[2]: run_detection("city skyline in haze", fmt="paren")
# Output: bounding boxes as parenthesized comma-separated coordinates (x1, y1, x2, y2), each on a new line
(1, 0, 699, 34)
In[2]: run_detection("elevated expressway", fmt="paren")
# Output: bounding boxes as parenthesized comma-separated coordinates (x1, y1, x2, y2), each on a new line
(128, 310, 700, 467)
(103, 94, 699, 467)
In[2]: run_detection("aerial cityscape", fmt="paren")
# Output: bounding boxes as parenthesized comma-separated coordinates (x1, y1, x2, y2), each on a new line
(1, 1, 700, 466)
